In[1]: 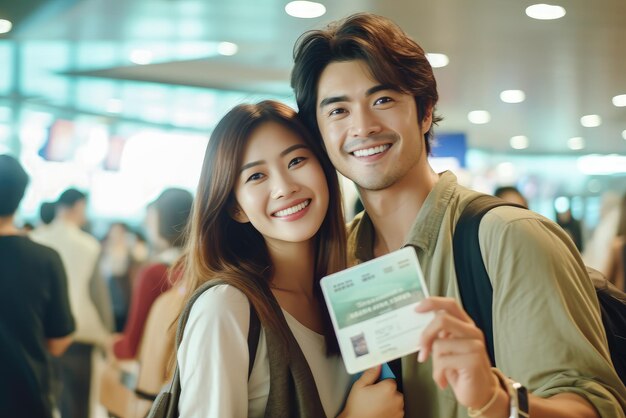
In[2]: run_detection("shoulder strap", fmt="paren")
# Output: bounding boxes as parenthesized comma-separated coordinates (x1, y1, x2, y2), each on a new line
(453, 194, 523, 366)
(247, 300, 261, 378)
(164, 281, 262, 413)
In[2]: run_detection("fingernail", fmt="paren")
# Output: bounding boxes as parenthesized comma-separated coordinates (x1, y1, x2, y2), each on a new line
(417, 350, 424, 363)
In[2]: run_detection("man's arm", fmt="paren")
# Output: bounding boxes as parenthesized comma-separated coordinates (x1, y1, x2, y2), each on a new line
(47, 335, 73, 356)
(416, 297, 600, 418)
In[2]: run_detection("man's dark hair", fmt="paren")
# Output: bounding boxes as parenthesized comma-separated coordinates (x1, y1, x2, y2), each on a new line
(57, 188, 86, 209)
(0, 154, 29, 216)
(40, 202, 56, 224)
(153, 188, 193, 247)
(291, 13, 442, 153)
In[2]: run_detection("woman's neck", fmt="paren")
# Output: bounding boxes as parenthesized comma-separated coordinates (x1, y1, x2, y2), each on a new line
(267, 240, 316, 298)
(266, 239, 325, 334)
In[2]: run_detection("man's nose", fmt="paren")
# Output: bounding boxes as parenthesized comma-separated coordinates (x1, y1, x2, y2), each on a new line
(349, 107, 382, 138)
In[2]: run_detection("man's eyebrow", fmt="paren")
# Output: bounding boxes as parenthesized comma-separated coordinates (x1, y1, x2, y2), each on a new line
(239, 144, 309, 173)
(318, 84, 397, 109)
(319, 95, 348, 109)
(365, 84, 396, 96)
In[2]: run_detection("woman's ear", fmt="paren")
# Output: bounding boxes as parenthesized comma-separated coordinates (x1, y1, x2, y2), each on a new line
(230, 205, 249, 223)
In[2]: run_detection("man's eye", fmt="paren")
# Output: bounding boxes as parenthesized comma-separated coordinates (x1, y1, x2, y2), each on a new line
(329, 108, 346, 116)
(245, 172, 264, 183)
(374, 97, 393, 105)
(288, 157, 307, 168)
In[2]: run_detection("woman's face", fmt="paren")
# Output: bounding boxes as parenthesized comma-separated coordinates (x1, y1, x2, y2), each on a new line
(233, 121, 329, 248)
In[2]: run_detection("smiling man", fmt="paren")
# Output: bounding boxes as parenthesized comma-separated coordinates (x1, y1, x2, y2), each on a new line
(291, 12, 626, 418)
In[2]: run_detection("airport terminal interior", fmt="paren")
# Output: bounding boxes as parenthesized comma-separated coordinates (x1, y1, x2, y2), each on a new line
(1, 1, 625, 417)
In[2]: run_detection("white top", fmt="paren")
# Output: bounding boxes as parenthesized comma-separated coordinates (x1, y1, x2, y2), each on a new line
(31, 220, 110, 345)
(178, 284, 351, 418)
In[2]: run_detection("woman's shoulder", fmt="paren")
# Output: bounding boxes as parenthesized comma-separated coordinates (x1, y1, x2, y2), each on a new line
(188, 283, 250, 322)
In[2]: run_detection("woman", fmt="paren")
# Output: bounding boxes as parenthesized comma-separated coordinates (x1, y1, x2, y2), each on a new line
(176, 101, 403, 417)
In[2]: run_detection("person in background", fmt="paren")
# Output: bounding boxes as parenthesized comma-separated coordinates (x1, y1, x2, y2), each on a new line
(111, 187, 193, 361)
(99, 189, 193, 418)
(605, 193, 626, 291)
(584, 191, 621, 271)
(31, 187, 113, 418)
(494, 185, 528, 208)
(0, 155, 75, 418)
(100, 222, 135, 332)
(291, 12, 625, 417)
(556, 203, 585, 252)
(176, 100, 402, 417)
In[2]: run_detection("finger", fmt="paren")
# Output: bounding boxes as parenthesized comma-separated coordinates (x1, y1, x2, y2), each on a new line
(431, 349, 493, 395)
(374, 377, 398, 393)
(432, 337, 487, 360)
(418, 310, 484, 362)
(415, 297, 474, 323)
(353, 365, 381, 388)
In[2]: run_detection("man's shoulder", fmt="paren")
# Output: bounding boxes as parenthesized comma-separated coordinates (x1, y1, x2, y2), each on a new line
(9, 235, 63, 263)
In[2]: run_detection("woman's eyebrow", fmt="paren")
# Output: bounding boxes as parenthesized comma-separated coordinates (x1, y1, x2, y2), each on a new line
(239, 144, 309, 173)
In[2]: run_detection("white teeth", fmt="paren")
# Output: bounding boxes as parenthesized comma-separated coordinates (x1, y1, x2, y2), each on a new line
(352, 144, 390, 157)
(273, 200, 310, 217)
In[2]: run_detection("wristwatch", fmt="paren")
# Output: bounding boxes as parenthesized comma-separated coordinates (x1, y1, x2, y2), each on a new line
(491, 368, 529, 418)
(511, 381, 529, 418)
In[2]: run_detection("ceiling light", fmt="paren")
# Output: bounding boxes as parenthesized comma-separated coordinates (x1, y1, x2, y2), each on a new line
(130, 50, 153, 65)
(500, 90, 526, 103)
(525, 4, 566, 20)
(468, 110, 491, 124)
(510, 135, 529, 149)
(567, 137, 585, 150)
(578, 154, 626, 175)
(554, 196, 570, 213)
(217, 42, 238, 56)
(285, 1, 326, 18)
(0, 19, 12, 34)
(426, 53, 449, 68)
(612, 94, 626, 107)
(580, 114, 601, 128)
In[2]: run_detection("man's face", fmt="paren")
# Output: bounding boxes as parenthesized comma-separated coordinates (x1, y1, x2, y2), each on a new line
(72, 199, 88, 227)
(315, 60, 432, 191)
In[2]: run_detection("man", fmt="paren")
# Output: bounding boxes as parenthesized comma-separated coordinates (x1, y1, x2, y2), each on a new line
(31, 188, 112, 418)
(0, 155, 75, 418)
(291, 13, 626, 418)
(494, 186, 528, 209)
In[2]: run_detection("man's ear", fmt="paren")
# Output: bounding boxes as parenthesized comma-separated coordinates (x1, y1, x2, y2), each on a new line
(421, 105, 433, 134)
(230, 205, 249, 223)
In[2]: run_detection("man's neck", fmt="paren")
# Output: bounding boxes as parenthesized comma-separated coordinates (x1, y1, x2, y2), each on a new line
(0, 216, 20, 236)
(360, 164, 439, 257)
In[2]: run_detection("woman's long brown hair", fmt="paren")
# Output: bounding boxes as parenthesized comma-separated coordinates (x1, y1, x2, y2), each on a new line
(173, 100, 346, 354)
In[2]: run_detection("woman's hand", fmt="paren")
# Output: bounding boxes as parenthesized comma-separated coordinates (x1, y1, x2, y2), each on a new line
(338, 366, 404, 418)
(416, 297, 506, 413)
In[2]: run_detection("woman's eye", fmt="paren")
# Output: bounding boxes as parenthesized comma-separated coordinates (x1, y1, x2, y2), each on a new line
(374, 97, 393, 105)
(288, 157, 307, 168)
(245, 172, 264, 183)
(329, 107, 346, 117)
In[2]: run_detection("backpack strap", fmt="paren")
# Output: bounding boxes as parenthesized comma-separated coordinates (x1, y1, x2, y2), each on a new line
(158, 281, 261, 417)
(453, 194, 523, 366)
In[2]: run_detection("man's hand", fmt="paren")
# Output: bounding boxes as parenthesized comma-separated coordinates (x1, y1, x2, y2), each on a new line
(416, 297, 507, 413)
